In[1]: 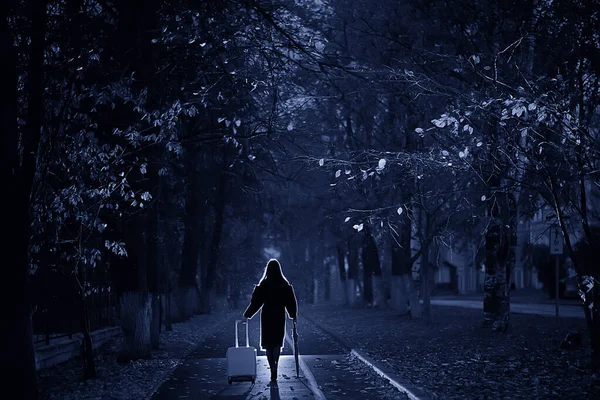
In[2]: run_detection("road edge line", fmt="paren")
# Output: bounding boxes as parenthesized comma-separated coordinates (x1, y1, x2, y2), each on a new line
(285, 335, 327, 400)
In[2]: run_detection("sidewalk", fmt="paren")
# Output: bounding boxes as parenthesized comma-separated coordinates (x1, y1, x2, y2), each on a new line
(38, 311, 238, 400)
(430, 299, 585, 319)
(432, 288, 582, 306)
(305, 303, 596, 400)
(150, 315, 404, 400)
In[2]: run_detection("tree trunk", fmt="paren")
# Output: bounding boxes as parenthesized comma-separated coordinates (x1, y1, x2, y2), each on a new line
(578, 179, 600, 372)
(80, 297, 97, 379)
(156, 174, 166, 335)
(118, 291, 152, 362)
(160, 204, 173, 331)
(110, 0, 160, 358)
(551, 176, 600, 372)
(336, 244, 348, 304)
(390, 238, 408, 313)
(591, 288, 600, 371)
(78, 256, 97, 379)
(372, 235, 383, 303)
(165, 281, 172, 331)
(483, 220, 505, 329)
(203, 172, 227, 313)
(406, 276, 421, 319)
(158, 292, 163, 335)
(7, 305, 38, 400)
(118, 212, 153, 361)
(420, 208, 432, 322)
(362, 253, 373, 305)
(391, 217, 418, 316)
(150, 293, 161, 349)
(420, 240, 431, 323)
(362, 231, 380, 306)
(347, 238, 359, 305)
(178, 157, 202, 320)
(372, 253, 385, 308)
(2, 1, 45, 398)
(228, 260, 241, 310)
(483, 189, 516, 331)
(372, 275, 385, 308)
(324, 258, 331, 301)
(479, 6, 515, 332)
(147, 198, 161, 350)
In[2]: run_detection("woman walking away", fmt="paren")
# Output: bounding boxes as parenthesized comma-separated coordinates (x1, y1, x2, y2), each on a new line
(244, 259, 298, 382)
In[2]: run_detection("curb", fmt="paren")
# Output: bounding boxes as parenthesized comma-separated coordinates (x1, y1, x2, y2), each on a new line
(303, 309, 434, 400)
(284, 335, 327, 400)
(145, 358, 186, 400)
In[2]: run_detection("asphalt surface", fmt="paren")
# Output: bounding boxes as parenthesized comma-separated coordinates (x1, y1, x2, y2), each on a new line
(151, 314, 405, 400)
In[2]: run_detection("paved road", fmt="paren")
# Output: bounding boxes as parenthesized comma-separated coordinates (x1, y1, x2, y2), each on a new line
(151, 315, 404, 400)
(431, 299, 585, 319)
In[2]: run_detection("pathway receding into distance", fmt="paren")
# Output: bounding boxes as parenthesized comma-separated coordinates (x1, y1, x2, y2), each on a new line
(150, 315, 404, 400)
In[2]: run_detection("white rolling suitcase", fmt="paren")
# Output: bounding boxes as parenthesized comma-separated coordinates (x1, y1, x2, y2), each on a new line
(226, 319, 257, 384)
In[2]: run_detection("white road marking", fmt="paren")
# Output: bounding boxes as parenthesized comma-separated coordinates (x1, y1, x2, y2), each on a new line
(351, 349, 422, 400)
(284, 335, 327, 400)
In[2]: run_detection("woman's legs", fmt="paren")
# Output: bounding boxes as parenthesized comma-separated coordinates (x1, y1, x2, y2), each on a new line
(265, 348, 274, 371)
(271, 346, 281, 380)
(273, 347, 281, 368)
(265, 347, 280, 380)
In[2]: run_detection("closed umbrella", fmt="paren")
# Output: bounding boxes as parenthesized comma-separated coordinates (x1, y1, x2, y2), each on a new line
(293, 319, 299, 378)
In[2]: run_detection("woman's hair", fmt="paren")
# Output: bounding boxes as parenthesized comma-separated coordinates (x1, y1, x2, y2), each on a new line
(259, 258, 289, 285)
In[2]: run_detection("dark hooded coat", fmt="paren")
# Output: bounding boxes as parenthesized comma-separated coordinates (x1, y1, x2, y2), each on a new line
(243, 278, 297, 349)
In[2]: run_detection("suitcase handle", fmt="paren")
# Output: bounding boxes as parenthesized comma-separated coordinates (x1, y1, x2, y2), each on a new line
(235, 319, 249, 348)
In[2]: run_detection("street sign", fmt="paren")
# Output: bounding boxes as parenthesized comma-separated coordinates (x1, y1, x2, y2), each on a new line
(549, 226, 563, 255)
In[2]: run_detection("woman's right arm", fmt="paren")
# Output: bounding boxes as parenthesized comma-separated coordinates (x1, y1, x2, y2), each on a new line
(285, 285, 298, 320)
(243, 285, 263, 319)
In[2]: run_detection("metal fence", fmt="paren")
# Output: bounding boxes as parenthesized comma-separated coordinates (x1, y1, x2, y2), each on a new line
(87, 289, 118, 332)
(32, 272, 117, 345)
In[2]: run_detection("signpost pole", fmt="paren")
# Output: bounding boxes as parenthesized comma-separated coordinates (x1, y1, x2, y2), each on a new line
(549, 225, 563, 320)
(555, 255, 559, 319)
